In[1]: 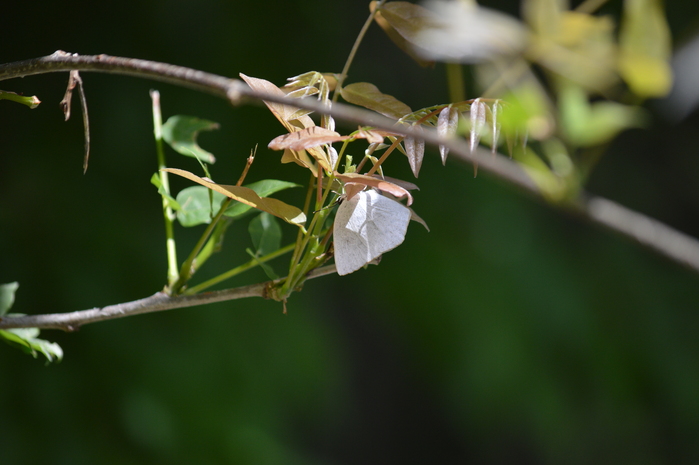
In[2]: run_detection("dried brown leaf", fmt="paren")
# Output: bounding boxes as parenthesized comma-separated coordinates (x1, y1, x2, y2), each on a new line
(163, 168, 306, 225)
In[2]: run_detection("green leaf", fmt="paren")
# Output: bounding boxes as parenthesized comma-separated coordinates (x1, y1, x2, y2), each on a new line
(559, 82, 646, 147)
(175, 186, 226, 227)
(165, 169, 306, 226)
(0, 282, 19, 316)
(619, 0, 673, 98)
(150, 173, 181, 211)
(341, 82, 411, 119)
(1, 327, 63, 363)
(174, 180, 302, 227)
(162, 115, 219, 164)
(245, 249, 280, 281)
(249, 212, 282, 257)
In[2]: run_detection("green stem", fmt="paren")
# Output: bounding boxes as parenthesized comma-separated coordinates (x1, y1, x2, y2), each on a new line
(151, 90, 179, 287)
(332, 0, 387, 102)
(445, 63, 465, 103)
(184, 243, 296, 295)
(172, 198, 232, 293)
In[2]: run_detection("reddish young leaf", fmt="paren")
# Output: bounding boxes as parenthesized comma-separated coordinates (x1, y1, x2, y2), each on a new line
(470, 98, 487, 153)
(240, 73, 332, 174)
(335, 172, 414, 206)
(268, 127, 349, 152)
(404, 124, 425, 178)
(437, 105, 459, 164)
(341, 82, 412, 119)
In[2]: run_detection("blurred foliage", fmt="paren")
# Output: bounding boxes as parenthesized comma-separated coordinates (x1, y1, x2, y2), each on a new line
(2, 1, 699, 464)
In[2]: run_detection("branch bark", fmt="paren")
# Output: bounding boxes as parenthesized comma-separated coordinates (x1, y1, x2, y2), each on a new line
(0, 265, 338, 331)
(1, 51, 698, 331)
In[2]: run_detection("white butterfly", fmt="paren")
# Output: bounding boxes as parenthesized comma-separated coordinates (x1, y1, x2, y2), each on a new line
(333, 189, 411, 275)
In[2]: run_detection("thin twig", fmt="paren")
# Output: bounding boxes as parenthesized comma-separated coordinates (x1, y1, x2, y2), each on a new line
(0, 265, 338, 331)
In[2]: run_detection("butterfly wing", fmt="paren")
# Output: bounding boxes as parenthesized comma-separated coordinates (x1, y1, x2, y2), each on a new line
(333, 190, 411, 275)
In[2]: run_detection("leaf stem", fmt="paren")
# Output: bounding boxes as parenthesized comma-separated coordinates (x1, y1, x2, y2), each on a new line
(150, 90, 179, 287)
(333, 0, 387, 102)
(172, 198, 232, 293)
(184, 242, 295, 295)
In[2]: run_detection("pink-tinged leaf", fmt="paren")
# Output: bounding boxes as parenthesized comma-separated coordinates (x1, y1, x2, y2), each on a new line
(335, 172, 413, 206)
(163, 168, 306, 225)
(268, 127, 349, 152)
(372, 1, 436, 68)
(355, 128, 386, 144)
(342, 182, 366, 202)
(239, 73, 315, 130)
(241, 73, 331, 173)
(470, 98, 487, 152)
(404, 125, 425, 178)
(409, 208, 430, 231)
(281, 148, 318, 176)
(437, 106, 459, 164)
(341, 82, 412, 119)
(491, 100, 502, 155)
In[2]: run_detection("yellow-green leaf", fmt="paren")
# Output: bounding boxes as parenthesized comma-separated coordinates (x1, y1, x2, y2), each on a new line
(163, 168, 306, 226)
(618, 0, 673, 98)
(341, 82, 411, 119)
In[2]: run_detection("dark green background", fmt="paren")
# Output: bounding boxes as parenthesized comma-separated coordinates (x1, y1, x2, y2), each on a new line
(2, 1, 699, 464)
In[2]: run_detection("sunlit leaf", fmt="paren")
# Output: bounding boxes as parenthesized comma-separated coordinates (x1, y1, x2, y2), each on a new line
(470, 99, 487, 152)
(174, 180, 301, 227)
(355, 128, 386, 144)
(371, 1, 436, 67)
(0, 282, 19, 316)
(619, 0, 672, 98)
(268, 127, 349, 151)
(341, 82, 412, 119)
(164, 168, 306, 225)
(559, 82, 646, 147)
(1, 327, 63, 363)
(412, 1, 527, 63)
(491, 100, 503, 155)
(225, 179, 302, 219)
(437, 106, 459, 164)
(161, 115, 218, 164)
(497, 82, 553, 142)
(403, 125, 425, 178)
(335, 172, 413, 205)
(240, 73, 332, 173)
(240, 73, 315, 131)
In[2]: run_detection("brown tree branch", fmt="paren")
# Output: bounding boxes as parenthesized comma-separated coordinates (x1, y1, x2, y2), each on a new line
(0, 265, 338, 331)
(0, 51, 698, 332)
